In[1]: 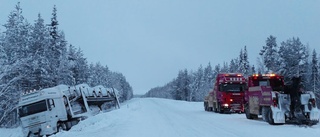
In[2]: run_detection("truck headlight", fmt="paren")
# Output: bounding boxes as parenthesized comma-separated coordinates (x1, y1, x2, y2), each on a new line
(223, 104, 229, 107)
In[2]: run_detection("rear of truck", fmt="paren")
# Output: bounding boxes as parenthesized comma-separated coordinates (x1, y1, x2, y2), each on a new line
(245, 74, 320, 125)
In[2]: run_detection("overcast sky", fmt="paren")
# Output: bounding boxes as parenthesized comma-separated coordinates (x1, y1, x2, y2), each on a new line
(1, 0, 320, 94)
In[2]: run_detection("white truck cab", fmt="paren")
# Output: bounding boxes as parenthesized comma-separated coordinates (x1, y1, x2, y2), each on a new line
(17, 85, 71, 136)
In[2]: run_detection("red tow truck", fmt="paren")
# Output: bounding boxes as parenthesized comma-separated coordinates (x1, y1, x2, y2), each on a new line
(244, 73, 319, 125)
(204, 73, 246, 113)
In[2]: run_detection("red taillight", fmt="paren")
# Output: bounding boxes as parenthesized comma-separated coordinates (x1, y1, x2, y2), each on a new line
(272, 97, 278, 107)
(230, 99, 233, 102)
(310, 99, 316, 107)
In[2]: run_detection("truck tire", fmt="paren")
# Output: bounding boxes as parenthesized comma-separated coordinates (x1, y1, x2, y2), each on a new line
(204, 102, 208, 111)
(218, 102, 224, 113)
(213, 103, 217, 113)
(245, 103, 257, 119)
(266, 107, 276, 125)
(57, 123, 67, 132)
(262, 107, 268, 122)
(213, 106, 218, 113)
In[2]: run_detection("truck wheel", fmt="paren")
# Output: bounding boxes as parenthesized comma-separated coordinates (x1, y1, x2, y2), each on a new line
(208, 107, 211, 111)
(218, 103, 224, 113)
(266, 107, 276, 125)
(245, 103, 257, 119)
(213, 107, 218, 113)
(262, 107, 268, 122)
(204, 102, 208, 111)
(266, 107, 283, 125)
(58, 123, 67, 132)
(245, 103, 251, 119)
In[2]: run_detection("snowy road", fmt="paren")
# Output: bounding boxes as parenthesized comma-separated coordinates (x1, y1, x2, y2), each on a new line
(2, 98, 320, 137)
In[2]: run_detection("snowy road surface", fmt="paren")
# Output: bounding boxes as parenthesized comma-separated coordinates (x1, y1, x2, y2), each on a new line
(1, 98, 320, 137)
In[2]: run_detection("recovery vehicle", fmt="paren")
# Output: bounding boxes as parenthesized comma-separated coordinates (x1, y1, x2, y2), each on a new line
(204, 73, 246, 113)
(17, 84, 120, 137)
(244, 74, 319, 125)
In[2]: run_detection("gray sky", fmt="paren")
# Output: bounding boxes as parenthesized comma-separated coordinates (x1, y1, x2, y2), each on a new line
(1, 0, 320, 94)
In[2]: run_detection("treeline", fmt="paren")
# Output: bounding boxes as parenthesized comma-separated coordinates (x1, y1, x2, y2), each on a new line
(0, 3, 133, 127)
(145, 36, 320, 105)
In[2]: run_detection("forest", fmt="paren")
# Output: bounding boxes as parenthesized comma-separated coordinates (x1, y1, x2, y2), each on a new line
(145, 36, 320, 105)
(0, 3, 133, 127)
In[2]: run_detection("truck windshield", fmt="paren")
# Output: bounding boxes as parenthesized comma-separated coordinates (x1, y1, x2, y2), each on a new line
(219, 84, 245, 92)
(18, 100, 47, 117)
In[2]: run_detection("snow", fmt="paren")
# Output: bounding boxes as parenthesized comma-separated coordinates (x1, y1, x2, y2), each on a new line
(1, 98, 320, 137)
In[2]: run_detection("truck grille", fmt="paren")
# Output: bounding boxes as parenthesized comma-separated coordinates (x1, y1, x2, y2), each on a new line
(231, 95, 243, 104)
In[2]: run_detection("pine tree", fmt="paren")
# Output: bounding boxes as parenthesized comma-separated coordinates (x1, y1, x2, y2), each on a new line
(278, 37, 308, 84)
(50, 5, 59, 41)
(214, 64, 221, 76)
(229, 58, 239, 73)
(238, 49, 244, 74)
(221, 62, 229, 73)
(302, 46, 311, 90)
(49, 5, 67, 85)
(251, 65, 256, 74)
(256, 56, 266, 74)
(260, 35, 280, 73)
(0, 2, 31, 127)
(193, 66, 204, 101)
(238, 46, 250, 76)
(68, 45, 89, 84)
(243, 46, 250, 77)
(311, 49, 319, 92)
(0, 32, 6, 65)
(29, 13, 52, 89)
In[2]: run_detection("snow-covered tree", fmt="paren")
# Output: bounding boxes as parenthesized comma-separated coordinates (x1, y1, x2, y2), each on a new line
(87, 62, 133, 102)
(256, 56, 266, 74)
(221, 62, 229, 73)
(68, 45, 89, 85)
(192, 66, 205, 101)
(28, 13, 52, 89)
(0, 3, 31, 127)
(238, 49, 244, 74)
(237, 46, 250, 76)
(48, 5, 69, 85)
(251, 65, 256, 74)
(242, 46, 250, 77)
(311, 49, 319, 92)
(174, 69, 190, 101)
(278, 37, 308, 84)
(0, 4, 134, 127)
(229, 58, 239, 73)
(260, 35, 280, 73)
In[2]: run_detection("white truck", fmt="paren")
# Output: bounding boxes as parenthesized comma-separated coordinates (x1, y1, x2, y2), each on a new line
(17, 84, 120, 137)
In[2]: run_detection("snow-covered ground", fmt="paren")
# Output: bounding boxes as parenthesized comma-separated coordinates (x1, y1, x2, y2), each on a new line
(1, 98, 320, 137)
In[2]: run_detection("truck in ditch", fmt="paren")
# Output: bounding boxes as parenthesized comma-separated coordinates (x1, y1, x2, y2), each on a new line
(17, 84, 120, 137)
(204, 73, 246, 113)
(244, 73, 319, 125)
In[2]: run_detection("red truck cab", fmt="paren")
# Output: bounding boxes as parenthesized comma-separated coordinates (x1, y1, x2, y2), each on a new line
(205, 73, 246, 113)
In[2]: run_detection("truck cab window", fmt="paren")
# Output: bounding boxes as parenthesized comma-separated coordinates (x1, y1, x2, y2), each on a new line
(47, 99, 55, 111)
(18, 100, 48, 117)
(259, 80, 268, 86)
(219, 84, 245, 92)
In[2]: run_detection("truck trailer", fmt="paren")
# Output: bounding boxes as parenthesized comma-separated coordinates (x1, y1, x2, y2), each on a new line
(17, 84, 120, 137)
